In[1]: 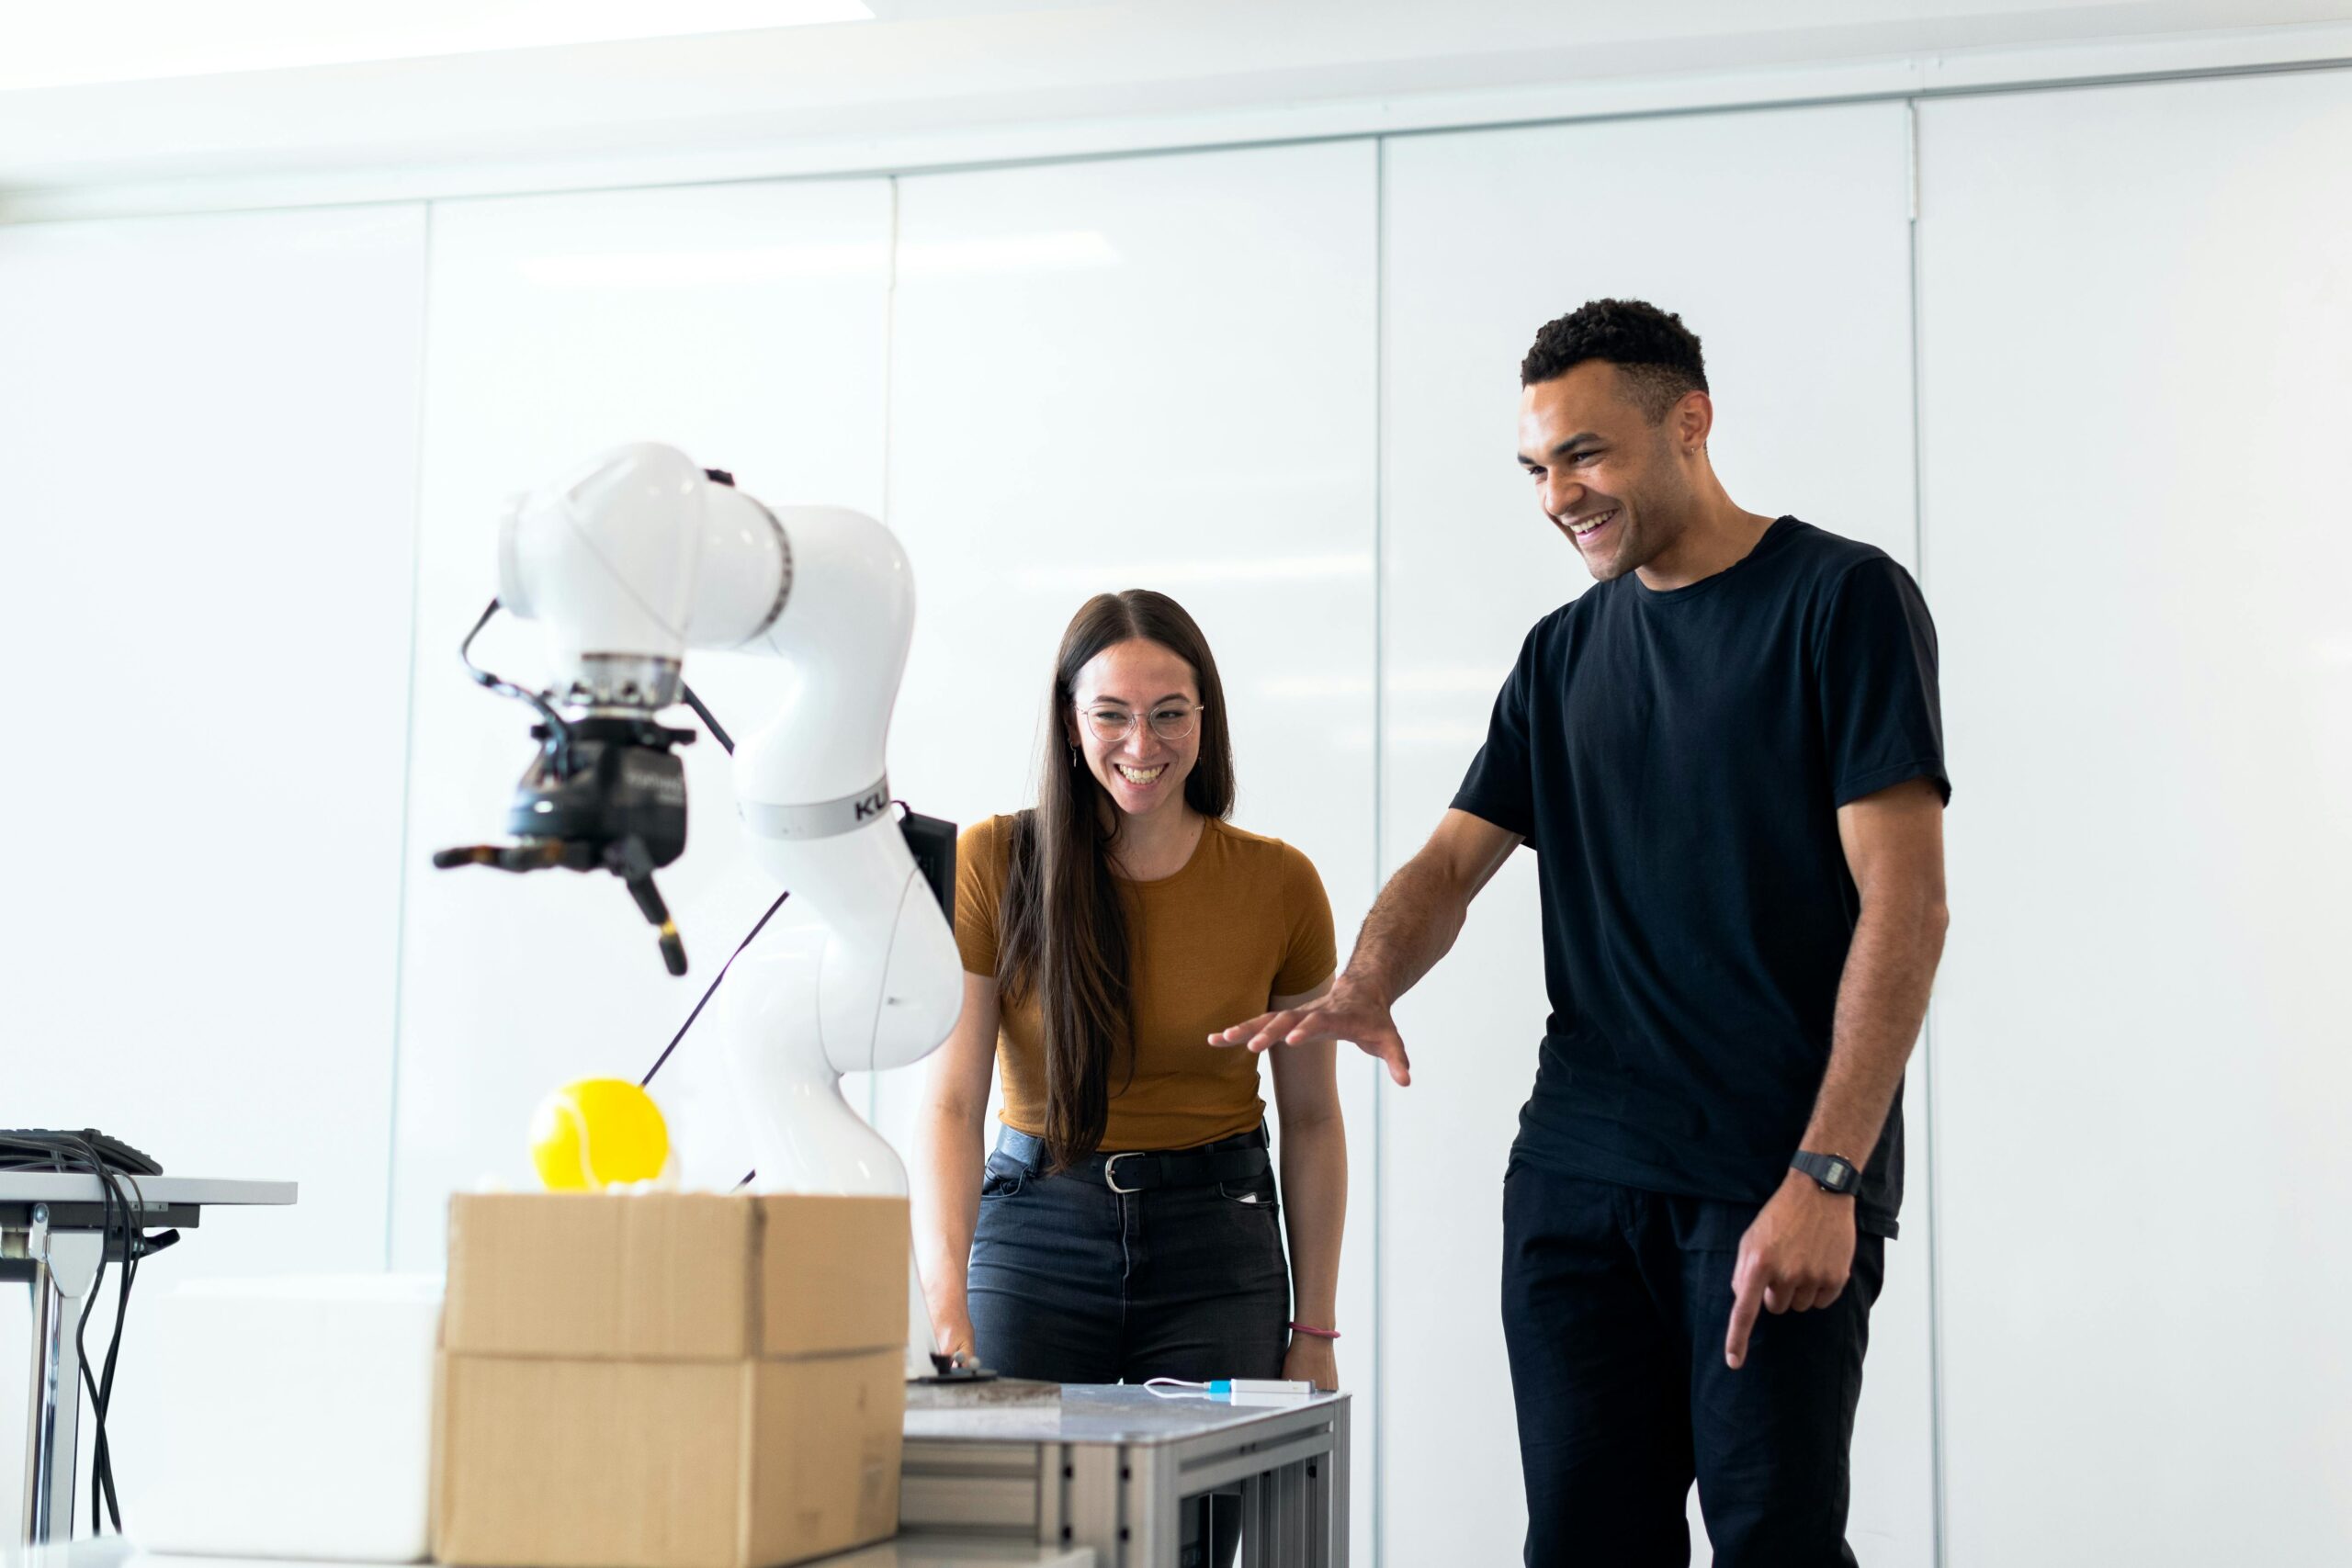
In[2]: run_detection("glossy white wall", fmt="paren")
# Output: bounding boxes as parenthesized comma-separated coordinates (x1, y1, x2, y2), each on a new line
(0, 202, 427, 1512)
(878, 141, 1382, 1557)
(1918, 72, 2352, 1567)
(0, 205, 428, 1269)
(1379, 104, 1928, 1565)
(386, 178, 896, 1266)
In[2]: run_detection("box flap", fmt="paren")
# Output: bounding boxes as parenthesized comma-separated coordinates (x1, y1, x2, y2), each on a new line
(445, 1194, 756, 1360)
(756, 1197, 909, 1359)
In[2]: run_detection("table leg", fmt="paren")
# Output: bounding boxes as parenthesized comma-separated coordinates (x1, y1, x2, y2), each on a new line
(1065, 1445, 1124, 1566)
(17, 1215, 102, 1544)
(1125, 1446, 1177, 1568)
(1328, 1397, 1349, 1567)
(1298, 1457, 1317, 1561)
(1292, 1458, 1314, 1562)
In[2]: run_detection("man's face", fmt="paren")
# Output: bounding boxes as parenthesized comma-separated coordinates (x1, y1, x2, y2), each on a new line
(1516, 361, 1697, 583)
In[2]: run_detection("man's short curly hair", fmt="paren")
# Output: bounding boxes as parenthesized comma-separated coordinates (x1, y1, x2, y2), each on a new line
(1521, 299, 1708, 423)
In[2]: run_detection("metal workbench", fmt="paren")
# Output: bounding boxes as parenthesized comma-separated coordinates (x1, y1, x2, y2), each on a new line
(0, 1531, 1092, 1568)
(901, 1384, 1350, 1568)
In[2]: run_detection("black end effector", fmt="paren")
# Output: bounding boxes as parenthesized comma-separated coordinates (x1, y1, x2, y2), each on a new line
(433, 716, 698, 975)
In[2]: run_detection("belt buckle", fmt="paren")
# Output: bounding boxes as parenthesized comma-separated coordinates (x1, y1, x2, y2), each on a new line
(1103, 1152, 1142, 1194)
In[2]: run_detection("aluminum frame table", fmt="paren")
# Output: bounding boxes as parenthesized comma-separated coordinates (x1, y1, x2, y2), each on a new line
(0, 1174, 296, 1544)
(901, 1384, 1349, 1568)
(0, 1532, 1094, 1568)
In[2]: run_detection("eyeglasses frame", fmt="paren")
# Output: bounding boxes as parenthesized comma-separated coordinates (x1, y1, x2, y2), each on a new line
(1076, 701, 1209, 744)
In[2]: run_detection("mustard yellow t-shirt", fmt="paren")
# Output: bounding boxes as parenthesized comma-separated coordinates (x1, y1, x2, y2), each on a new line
(955, 814, 1337, 1152)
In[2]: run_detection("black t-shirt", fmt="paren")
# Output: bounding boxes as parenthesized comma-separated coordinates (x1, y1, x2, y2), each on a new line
(1453, 517, 1947, 1237)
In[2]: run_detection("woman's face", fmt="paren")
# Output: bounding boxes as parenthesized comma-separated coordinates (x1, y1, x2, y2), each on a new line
(1067, 637, 1203, 822)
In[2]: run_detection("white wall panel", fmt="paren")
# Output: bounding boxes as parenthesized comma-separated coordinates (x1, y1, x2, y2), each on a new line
(1919, 72, 2352, 1568)
(0, 202, 427, 1510)
(388, 179, 895, 1266)
(881, 142, 1380, 1558)
(1380, 104, 1927, 1565)
(0, 204, 426, 1267)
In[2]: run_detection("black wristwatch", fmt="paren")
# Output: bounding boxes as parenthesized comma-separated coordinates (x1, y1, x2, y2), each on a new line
(1791, 1150, 1860, 1196)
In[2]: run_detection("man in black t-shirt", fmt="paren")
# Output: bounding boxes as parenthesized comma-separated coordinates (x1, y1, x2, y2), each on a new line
(1216, 299, 1949, 1565)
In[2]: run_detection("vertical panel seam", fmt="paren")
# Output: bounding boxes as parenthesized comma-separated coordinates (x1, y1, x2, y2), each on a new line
(383, 198, 436, 1269)
(1370, 131, 1388, 1568)
(1905, 94, 1951, 1568)
(873, 173, 903, 1132)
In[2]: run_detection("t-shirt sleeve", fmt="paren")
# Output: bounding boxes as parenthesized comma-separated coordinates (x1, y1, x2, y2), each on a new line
(953, 816, 1005, 976)
(1272, 843, 1339, 998)
(1449, 623, 1544, 844)
(1817, 557, 1951, 807)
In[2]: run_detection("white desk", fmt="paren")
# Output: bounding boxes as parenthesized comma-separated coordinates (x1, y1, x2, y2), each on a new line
(0, 1175, 297, 1545)
(902, 1385, 1350, 1568)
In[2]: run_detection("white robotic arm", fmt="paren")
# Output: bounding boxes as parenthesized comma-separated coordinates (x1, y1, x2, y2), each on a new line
(445, 442, 962, 1197)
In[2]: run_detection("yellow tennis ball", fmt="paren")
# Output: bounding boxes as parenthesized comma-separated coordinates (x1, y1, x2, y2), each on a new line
(529, 1078, 669, 1191)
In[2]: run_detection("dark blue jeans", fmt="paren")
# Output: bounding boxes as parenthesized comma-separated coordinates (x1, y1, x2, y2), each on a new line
(967, 1123, 1292, 1385)
(1501, 1159, 1885, 1568)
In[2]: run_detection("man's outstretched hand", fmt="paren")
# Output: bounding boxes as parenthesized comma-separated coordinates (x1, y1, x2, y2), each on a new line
(1210, 975, 1413, 1086)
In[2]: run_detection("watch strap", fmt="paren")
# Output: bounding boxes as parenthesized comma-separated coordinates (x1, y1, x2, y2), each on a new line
(1792, 1149, 1860, 1195)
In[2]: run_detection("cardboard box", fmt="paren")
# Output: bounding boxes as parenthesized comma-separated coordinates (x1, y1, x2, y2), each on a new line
(433, 1193, 909, 1568)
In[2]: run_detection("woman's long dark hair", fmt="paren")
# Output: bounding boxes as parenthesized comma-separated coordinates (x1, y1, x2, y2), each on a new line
(998, 590, 1236, 1172)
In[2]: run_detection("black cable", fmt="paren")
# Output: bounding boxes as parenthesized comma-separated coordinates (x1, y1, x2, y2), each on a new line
(637, 680, 776, 1088)
(67, 1133, 129, 1535)
(681, 682, 733, 754)
(628, 687, 791, 1188)
(458, 597, 576, 777)
(92, 1163, 144, 1529)
(50, 1145, 115, 1534)
(639, 888, 790, 1088)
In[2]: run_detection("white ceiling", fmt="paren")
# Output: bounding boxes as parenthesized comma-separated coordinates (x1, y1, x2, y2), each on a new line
(3, 0, 2348, 201)
(0, 1, 884, 91)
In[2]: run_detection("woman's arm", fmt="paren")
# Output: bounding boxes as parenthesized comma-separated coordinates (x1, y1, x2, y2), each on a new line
(1267, 976, 1345, 1390)
(910, 970, 1001, 1362)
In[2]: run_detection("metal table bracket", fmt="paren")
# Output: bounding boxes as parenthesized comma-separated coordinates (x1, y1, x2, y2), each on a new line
(1, 1208, 103, 1541)
(1, 1173, 296, 1545)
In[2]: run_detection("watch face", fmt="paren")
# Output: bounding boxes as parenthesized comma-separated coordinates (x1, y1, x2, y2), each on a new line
(1799, 1153, 1856, 1192)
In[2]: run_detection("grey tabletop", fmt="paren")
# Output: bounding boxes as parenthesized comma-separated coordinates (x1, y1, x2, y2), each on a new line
(828, 1540, 1092, 1566)
(904, 1382, 1349, 1446)
(0, 1174, 298, 1209)
(2, 1537, 1089, 1568)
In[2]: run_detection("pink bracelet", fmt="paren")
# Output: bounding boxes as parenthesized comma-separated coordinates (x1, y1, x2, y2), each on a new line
(1288, 1321, 1340, 1340)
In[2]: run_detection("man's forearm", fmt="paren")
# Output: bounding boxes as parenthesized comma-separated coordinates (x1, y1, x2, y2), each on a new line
(1342, 852, 1476, 1005)
(1801, 896, 1950, 1168)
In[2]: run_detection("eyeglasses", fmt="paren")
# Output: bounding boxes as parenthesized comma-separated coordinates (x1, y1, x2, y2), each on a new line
(1080, 703, 1205, 743)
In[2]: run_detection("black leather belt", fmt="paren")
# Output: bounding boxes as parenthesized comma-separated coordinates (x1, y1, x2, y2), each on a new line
(994, 1123, 1270, 1193)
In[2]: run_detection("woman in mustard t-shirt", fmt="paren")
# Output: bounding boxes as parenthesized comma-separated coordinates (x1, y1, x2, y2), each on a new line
(910, 589, 1347, 1407)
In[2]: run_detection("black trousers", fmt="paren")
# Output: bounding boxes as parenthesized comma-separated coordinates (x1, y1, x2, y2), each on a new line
(1501, 1160, 1885, 1567)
